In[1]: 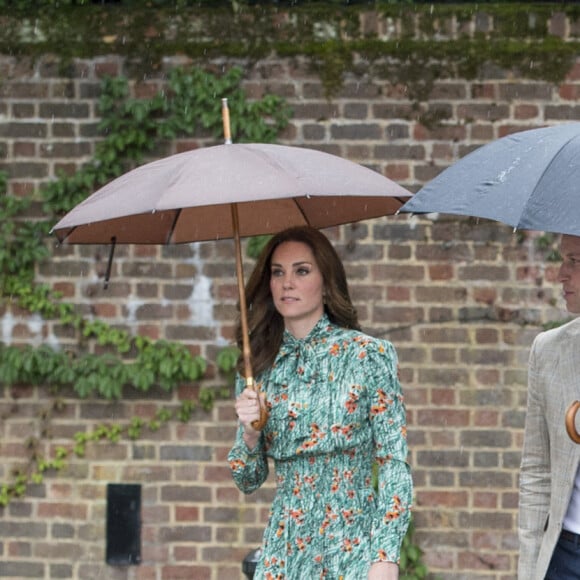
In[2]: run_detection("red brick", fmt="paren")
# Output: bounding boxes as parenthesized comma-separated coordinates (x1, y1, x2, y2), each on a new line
(417, 409, 470, 427)
(473, 491, 498, 509)
(37, 502, 87, 520)
(417, 490, 468, 507)
(162, 566, 210, 579)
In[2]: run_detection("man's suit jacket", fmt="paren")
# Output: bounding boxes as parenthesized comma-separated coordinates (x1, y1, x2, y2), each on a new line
(518, 317, 580, 579)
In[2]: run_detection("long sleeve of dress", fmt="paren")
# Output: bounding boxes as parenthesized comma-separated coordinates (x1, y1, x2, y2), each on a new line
(365, 340, 413, 564)
(227, 374, 269, 494)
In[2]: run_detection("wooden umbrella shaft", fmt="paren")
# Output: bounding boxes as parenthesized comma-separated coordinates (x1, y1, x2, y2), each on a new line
(231, 203, 254, 389)
(224, 100, 267, 431)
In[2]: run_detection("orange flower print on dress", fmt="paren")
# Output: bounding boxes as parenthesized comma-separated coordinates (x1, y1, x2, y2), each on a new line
(384, 495, 404, 523)
(227, 315, 412, 579)
(341, 424, 354, 439)
(341, 508, 355, 525)
(289, 508, 305, 525)
(331, 468, 341, 493)
(296, 535, 312, 551)
(345, 391, 359, 414)
(229, 458, 245, 471)
(276, 521, 285, 538)
(371, 388, 393, 416)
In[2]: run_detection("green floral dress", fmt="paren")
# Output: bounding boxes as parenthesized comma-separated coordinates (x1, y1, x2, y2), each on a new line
(228, 314, 412, 580)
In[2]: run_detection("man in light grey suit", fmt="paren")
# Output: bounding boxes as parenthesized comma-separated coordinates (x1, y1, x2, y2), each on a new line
(519, 234, 580, 579)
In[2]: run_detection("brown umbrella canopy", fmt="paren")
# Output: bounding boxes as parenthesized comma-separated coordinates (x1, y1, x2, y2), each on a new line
(53, 143, 410, 245)
(53, 139, 411, 429)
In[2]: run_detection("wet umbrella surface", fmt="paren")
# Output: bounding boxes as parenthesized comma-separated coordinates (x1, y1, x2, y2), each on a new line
(401, 122, 580, 236)
(400, 122, 580, 442)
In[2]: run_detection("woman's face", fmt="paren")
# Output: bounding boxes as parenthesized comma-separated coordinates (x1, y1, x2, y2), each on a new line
(269, 241, 325, 338)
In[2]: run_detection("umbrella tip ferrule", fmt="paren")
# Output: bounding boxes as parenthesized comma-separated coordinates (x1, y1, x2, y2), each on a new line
(221, 99, 232, 145)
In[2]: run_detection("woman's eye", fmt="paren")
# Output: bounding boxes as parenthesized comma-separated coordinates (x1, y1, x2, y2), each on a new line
(271, 269, 283, 277)
(296, 267, 310, 275)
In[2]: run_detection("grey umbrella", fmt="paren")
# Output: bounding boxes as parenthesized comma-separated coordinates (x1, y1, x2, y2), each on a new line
(400, 122, 580, 236)
(400, 122, 580, 443)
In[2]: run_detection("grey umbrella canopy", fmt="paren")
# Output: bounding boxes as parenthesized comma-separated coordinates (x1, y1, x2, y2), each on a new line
(401, 122, 580, 443)
(400, 122, 580, 236)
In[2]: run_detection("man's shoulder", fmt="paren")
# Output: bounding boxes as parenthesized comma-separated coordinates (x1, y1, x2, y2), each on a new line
(536, 316, 580, 346)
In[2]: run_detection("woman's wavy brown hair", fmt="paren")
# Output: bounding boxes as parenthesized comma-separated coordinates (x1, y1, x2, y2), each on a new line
(236, 226, 360, 377)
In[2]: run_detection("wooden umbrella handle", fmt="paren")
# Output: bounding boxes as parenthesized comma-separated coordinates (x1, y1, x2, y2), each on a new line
(565, 400, 580, 444)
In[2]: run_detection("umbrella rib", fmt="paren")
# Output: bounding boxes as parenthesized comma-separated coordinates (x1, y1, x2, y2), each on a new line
(294, 198, 310, 225)
(54, 225, 76, 244)
(103, 236, 117, 290)
(165, 209, 181, 244)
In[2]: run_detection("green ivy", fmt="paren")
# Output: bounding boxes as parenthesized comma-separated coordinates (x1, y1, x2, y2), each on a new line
(1, 65, 291, 400)
(0, 59, 434, 577)
(0, 66, 291, 506)
(0, 392, 230, 507)
(0, 4, 577, 104)
(42, 67, 291, 215)
(0, 178, 50, 290)
(246, 235, 272, 260)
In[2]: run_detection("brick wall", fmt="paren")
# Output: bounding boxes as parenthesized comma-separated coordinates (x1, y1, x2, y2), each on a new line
(1, 8, 580, 579)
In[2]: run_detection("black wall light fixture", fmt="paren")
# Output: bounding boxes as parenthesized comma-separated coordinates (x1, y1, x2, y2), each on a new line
(106, 483, 142, 565)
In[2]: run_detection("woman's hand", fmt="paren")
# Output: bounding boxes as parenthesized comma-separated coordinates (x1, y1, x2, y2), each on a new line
(235, 388, 266, 450)
(368, 561, 399, 580)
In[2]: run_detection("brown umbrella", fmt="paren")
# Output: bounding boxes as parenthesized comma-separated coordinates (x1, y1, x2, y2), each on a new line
(52, 100, 412, 429)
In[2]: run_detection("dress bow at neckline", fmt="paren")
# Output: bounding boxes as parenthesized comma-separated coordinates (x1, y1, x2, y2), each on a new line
(274, 315, 332, 383)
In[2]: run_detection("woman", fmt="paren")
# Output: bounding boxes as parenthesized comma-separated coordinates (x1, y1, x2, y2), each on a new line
(228, 226, 412, 580)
